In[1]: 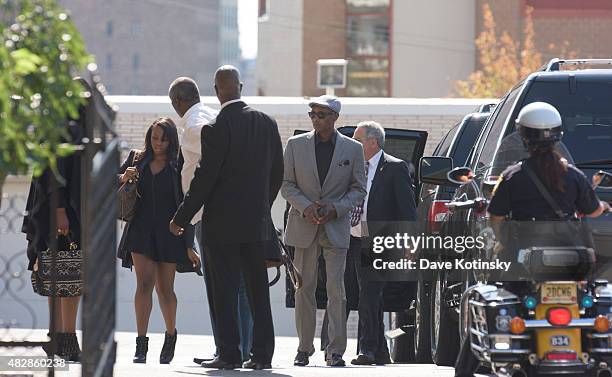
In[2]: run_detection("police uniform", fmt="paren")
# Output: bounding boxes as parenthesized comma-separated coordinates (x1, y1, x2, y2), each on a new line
(488, 159, 601, 220)
(454, 159, 601, 377)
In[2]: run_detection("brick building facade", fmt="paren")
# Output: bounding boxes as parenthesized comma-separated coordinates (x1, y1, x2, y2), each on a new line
(258, 0, 612, 98)
(477, 0, 612, 66)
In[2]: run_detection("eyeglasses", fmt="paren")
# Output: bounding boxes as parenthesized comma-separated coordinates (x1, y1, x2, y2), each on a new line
(308, 111, 335, 120)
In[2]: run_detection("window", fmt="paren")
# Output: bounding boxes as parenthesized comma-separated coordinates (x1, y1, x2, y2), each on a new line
(132, 53, 140, 71)
(105, 53, 112, 70)
(131, 21, 141, 37)
(517, 81, 612, 165)
(474, 86, 521, 172)
(106, 20, 113, 37)
(346, 0, 391, 97)
(347, 15, 389, 55)
(451, 116, 488, 166)
(347, 0, 390, 13)
(436, 123, 460, 157)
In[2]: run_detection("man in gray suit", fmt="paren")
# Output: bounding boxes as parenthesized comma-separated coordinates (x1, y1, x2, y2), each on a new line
(281, 95, 366, 367)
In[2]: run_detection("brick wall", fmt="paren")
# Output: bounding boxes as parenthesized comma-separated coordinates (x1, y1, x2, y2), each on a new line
(476, 0, 612, 68)
(111, 96, 496, 158)
(301, 0, 347, 97)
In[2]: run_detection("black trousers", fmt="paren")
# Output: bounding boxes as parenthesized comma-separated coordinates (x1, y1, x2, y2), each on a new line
(205, 240, 275, 363)
(196, 223, 218, 353)
(352, 236, 389, 358)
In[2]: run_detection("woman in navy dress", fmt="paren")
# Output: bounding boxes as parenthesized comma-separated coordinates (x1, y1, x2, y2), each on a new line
(118, 117, 200, 364)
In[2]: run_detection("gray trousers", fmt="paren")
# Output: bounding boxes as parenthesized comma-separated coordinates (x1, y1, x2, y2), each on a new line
(294, 226, 347, 357)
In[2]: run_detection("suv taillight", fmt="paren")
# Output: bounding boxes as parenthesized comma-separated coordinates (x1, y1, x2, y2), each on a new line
(428, 200, 449, 234)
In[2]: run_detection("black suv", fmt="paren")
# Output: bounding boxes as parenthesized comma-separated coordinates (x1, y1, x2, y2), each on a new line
(420, 58, 612, 365)
(387, 104, 495, 364)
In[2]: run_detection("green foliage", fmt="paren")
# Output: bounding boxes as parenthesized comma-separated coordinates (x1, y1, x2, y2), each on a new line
(0, 0, 91, 177)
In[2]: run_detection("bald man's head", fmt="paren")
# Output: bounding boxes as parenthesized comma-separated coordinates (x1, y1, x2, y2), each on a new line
(214, 65, 242, 104)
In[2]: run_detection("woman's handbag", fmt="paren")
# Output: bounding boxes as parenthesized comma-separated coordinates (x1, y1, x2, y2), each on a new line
(117, 179, 140, 221)
(31, 237, 83, 297)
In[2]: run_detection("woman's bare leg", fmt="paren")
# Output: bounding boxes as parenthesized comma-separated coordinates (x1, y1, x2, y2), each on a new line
(155, 262, 177, 334)
(48, 297, 63, 332)
(60, 297, 80, 332)
(132, 252, 157, 336)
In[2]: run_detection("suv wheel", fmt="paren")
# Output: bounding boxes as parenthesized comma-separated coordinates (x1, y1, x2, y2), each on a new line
(430, 269, 460, 366)
(414, 279, 432, 363)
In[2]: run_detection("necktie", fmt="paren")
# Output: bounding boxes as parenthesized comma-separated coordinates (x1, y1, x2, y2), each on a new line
(350, 161, 369, 227)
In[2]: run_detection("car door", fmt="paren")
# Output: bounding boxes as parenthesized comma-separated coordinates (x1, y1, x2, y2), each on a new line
(283, 126, 428, 311)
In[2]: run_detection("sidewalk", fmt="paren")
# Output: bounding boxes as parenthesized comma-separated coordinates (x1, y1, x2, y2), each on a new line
(1, 329, 463, 377)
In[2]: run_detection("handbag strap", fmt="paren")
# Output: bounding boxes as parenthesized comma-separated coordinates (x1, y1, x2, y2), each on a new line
(522, 161, 566, 219)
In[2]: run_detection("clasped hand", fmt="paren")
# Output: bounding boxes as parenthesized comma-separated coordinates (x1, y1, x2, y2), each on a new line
(303, 201, 337, 225)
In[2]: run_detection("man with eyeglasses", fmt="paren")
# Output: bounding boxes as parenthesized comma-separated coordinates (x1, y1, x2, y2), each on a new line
(281, 95, 366, 367)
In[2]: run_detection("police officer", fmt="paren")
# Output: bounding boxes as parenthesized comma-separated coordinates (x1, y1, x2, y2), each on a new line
(454, 102, 610, 377)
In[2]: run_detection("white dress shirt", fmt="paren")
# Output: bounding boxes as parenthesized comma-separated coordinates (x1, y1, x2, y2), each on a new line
(351, 149, 383, 237)
(177, 102, 218, 224)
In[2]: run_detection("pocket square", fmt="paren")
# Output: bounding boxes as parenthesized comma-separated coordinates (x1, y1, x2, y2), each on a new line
(338, 159, 350, 166)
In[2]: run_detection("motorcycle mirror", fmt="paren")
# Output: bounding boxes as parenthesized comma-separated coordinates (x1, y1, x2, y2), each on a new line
(447, 167, 474, 185)
(593, 170, 612, 189)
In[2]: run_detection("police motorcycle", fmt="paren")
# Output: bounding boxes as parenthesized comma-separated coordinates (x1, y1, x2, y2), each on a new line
(447, 167, 612, 377)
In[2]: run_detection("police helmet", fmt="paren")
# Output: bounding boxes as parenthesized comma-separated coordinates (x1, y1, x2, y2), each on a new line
(515, 102, 563, 149)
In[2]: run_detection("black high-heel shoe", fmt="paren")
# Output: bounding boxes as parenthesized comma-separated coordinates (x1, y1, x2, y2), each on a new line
(159, 329, 177, 364)
(133, 336, 149, 363)
(61, 333, 81, 362)
(42, 332, 58, 357)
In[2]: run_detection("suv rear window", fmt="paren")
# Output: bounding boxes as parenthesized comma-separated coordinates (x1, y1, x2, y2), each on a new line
(489, 80, 612, 177)
(435, 123, 459, 157)
(450, 115, 488, 166)
(513, 81, 612, 165)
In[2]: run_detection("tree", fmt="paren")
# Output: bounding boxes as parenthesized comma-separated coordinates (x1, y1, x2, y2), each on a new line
(454, 4, 573, 98)
(0, 0, 91, 197)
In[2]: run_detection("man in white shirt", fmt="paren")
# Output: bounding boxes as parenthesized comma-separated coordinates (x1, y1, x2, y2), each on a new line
(168, 77, 253, 362)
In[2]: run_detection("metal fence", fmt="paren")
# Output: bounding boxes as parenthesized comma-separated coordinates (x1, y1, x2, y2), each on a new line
(0, 68, 118, 377)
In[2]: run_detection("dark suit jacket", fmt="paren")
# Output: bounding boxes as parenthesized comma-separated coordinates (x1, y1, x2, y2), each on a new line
(366, 152, 417, 240)
(173, 100, 284, 245)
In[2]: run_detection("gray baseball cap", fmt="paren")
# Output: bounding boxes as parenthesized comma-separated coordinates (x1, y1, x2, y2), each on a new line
(308, 95, 341, 114)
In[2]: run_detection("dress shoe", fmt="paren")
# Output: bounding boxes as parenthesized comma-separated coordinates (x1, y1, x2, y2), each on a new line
(375, 354, 392, 365)
(326, 354, 346, 367)
(133, 336, 148, 363)
(193, 356, 215, 364)
(159, 329, 177, 364)
(201, 356, 241, 370)
(242, 359, 272, 369)
(293, 351, 310, 366)
(351, 354, 376, 365)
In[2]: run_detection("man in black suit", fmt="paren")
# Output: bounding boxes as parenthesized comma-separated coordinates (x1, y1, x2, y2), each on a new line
(170, 65, 283, 370)
(350, 121, 417, 365)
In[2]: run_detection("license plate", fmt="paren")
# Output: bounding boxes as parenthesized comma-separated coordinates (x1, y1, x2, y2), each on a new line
(541, 283, 577, 304)
(550, 335, 570, 347)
